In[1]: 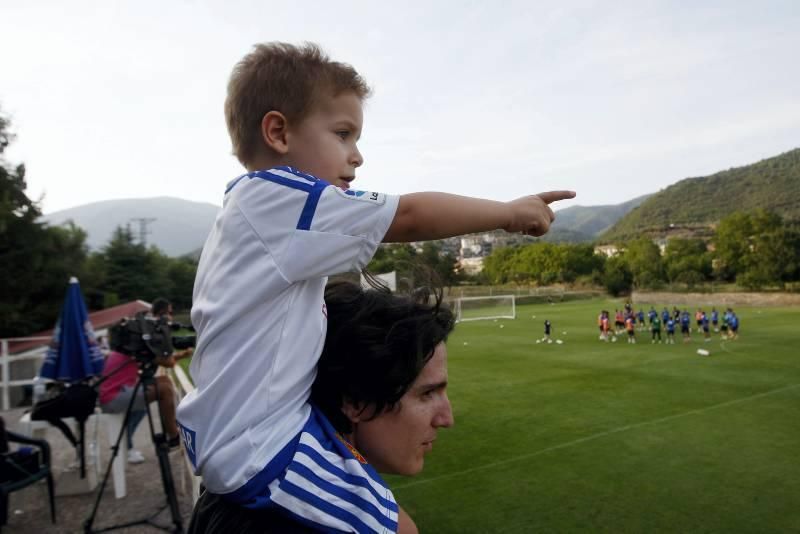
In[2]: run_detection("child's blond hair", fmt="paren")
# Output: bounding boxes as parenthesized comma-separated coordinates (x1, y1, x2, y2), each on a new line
(225, 42, 371, 167)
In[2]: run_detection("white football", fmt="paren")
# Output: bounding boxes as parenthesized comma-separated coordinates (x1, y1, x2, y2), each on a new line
(499, 324, 504, 329)
(697, 349, 710, 356)
(536, 340, 541, 344)
(556, 339, 563, 344)
(547, 339, 553, 344)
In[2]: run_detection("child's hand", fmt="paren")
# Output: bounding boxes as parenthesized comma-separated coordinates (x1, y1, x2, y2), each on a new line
(505, 190, 576, 236)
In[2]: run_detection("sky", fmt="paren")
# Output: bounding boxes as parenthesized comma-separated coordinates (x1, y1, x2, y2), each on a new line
(1, 0, 799, 214)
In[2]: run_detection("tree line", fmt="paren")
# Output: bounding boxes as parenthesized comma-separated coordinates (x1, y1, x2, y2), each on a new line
(481, 208, 800, 296)
(0, 111, 196, 338)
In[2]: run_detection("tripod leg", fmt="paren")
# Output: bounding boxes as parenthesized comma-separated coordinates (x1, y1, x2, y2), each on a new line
(83, 377, 145, 532)
(79, 420, 86, 479)
(141, 369, 184, 533)
(47, 473, 56, 523)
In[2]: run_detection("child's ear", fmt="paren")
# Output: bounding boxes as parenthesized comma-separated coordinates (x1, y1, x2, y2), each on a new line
(261, 111, 290, 154)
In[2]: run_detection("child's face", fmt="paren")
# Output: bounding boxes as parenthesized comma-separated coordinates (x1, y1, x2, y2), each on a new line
(286, 91, 364, 189)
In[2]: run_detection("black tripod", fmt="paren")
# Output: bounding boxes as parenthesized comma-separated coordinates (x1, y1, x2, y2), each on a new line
(83, 359, 183, 533)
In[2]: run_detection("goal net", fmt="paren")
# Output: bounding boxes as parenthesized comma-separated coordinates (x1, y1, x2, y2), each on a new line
(454, 295, 516, 322)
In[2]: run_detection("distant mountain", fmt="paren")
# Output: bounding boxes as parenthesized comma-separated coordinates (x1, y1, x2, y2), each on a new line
(602, 148, 800, 242)
(42, 197, 219, 257)
(548, 194, 652, 241)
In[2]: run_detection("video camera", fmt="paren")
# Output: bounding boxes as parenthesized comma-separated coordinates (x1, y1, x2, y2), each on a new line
(109, 312, 196, 362)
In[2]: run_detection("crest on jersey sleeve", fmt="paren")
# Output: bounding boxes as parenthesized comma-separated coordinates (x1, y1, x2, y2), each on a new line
(333, 187, 386, 205)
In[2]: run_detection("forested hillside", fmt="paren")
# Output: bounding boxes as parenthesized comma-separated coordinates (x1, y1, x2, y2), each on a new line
(551, 194, 651, 238)
(602, 148, 800, 241)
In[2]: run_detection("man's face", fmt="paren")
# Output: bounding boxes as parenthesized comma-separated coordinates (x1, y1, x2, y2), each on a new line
(285, 91, 364, 189)
(348, 342, 454, 476)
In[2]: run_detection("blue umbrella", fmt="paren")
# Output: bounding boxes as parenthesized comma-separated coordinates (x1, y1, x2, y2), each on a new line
(37, 277, 104, 479)
(40, 277, 104, 381)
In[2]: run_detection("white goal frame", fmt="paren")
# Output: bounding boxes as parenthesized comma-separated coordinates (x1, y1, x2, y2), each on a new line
(454, 295, 516, 322)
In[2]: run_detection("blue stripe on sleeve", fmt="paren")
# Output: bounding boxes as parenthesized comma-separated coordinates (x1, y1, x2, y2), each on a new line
(252, 170, 314, 192)
(297, 179, 329, 230)
(273, 166, 320, 184)
(279, 478, 378, 534)
(223, 168, 332, 230)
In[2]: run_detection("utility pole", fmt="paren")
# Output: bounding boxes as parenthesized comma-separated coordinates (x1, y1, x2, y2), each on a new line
(129, 217, 157, 247)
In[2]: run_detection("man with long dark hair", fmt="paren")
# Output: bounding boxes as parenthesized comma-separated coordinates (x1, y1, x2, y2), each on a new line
(188, 281, 455, 533)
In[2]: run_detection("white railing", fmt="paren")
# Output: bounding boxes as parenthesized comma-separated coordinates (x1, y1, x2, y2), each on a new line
(0, 328, 112, 412)
(0, 336, 50, 411)
(165, 364, 202, 503)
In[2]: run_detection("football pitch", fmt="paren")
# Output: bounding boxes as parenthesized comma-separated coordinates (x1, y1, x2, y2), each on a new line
(386, 299, 800, 533)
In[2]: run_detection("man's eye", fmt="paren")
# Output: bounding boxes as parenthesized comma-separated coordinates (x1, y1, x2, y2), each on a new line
(336, 130, 349, 139)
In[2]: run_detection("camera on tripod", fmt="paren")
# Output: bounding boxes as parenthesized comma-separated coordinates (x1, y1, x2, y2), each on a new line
(86, 311, 193, 533)
(109, 312, 196, 363)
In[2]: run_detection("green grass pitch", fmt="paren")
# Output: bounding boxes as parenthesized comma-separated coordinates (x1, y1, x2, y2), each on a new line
(385, 299, 800, 533)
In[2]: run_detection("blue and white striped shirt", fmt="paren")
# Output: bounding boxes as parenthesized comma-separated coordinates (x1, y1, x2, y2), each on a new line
(226, 405, 399, 533)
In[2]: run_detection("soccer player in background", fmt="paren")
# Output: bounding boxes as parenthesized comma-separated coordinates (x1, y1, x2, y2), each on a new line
(544, 319, 552, 342)
(721, 310, 730, 339)
(615, 309, 625, 334)
(729, 310, 740, 339)
(651, 314, 662, 344)
(711, 307, 719, 332)
(666, 316, 676, 344)
(681, 310, 692, 342)
(625, 315, 636, 344)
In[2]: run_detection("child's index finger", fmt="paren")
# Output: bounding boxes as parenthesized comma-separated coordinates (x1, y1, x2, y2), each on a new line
(537, 190, 576, 204)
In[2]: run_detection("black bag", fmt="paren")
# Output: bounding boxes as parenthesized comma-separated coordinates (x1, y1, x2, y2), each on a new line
(30, 382, 98, 478)
(31, 382, 98, 423)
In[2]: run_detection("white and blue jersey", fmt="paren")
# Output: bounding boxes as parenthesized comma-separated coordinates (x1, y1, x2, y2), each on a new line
(228, 404, 398, 533)
(176, 167, 399, 528)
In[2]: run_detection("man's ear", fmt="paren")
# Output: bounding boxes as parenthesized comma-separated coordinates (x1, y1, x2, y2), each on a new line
(341, 400, 364, 424)
(261, 111, 290, 154)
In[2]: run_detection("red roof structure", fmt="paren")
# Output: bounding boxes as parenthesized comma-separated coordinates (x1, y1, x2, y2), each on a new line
(5, 300, 151, 355)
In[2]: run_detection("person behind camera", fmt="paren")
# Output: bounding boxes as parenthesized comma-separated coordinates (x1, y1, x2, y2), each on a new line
(99, 298, 191, 457)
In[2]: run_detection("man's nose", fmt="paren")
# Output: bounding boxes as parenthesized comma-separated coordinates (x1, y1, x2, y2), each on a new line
(434, 394, 454, 428)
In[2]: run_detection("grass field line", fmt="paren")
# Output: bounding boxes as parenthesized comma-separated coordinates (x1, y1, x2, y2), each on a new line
(393, 382, 800, 491)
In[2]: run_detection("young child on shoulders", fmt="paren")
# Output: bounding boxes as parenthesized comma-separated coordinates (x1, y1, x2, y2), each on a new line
(177, 42, 574, 533)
